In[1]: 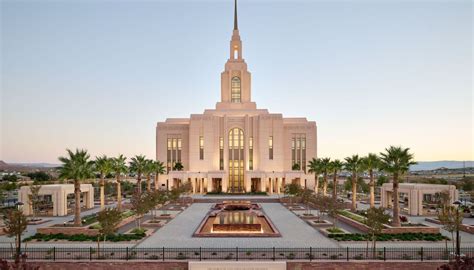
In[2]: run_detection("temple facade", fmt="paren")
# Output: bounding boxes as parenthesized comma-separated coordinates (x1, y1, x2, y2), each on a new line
(156, 1, 317, 194)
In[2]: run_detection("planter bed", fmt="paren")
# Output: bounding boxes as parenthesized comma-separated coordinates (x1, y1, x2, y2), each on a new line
(319, 227, 350, 237)
(329, 232, 448, 242)
(142, 219, 167, 227)
(337, 211, 440, 234)
(37, 226, 100, 236)
(23, 231, 146, 243)
(153, 213, 177, 219)
(307, 219, 333, 227)
(297, 213, 319, 220)
(27, 219, 50, 225)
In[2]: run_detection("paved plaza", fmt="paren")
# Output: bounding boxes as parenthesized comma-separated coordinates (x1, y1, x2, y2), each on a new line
(137, 203, 341, 248)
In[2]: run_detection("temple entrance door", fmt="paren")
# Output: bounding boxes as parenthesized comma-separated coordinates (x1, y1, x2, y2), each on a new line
(212, 178, 222, 193)
(251, 178, 260, 193)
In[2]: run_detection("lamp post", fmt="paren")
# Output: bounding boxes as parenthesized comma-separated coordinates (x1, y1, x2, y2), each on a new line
(453, 200, 462, 256)
(14, 202, 24, 259)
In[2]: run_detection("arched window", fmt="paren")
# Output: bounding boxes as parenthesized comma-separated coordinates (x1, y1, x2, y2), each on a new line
(231, 76, 241, 103)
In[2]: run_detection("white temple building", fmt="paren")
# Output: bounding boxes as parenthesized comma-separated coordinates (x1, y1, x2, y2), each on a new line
(156, 0, 317, 193)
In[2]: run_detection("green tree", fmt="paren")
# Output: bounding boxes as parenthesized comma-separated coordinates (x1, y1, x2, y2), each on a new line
(131, 190, 154, 229)
(320, 158, 331, 197)
(3, 209, 28, 259)
(361, 153, 380, 209)
(365, 207, 390, 257)
(438, 205, 462, 251)
(2, 174, 19, 182)
(97, 208, 122, 245)
(111, 155, 128, 211)
(26, 172, 50, 182)
(292, 163, 301, 171)
(58, 149, 95, 226)
(173, 161, 184, 171)
(95, 155, 113, 210)
(308, 158, 322, 194)
(27, 184, 42, 220)
(143, 159, 155, 192)
(152, 161, 166, 191)
(129, 155, 147, 195)
(344, 154, 363, 211)
(329, 159, 343, 201)
(376, 175, 388, 187)
(284, 183, 302, 206)
(379, 146, 416, 227)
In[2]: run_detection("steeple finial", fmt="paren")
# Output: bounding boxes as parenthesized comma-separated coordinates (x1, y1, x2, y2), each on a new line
(234, 0, 238, 30)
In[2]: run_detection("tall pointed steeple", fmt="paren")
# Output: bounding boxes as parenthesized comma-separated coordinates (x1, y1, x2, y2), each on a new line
(230, 0, 242, 60)
(234, 0, 238, 30)
(218, 0, 253, 108)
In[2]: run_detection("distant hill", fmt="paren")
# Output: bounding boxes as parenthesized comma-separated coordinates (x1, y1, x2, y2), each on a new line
(411, 161, 474, 171)
(0, 161, 60, 172)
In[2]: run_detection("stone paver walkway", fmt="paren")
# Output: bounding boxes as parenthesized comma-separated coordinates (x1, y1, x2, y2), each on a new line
(136, 203, 340, 248)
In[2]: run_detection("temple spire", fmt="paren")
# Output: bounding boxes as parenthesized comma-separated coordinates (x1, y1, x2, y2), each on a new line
(234, 0, 238, 30)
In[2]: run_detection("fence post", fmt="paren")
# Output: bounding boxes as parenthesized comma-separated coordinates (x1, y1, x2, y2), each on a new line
(421, 247, 423, 261)
(200, 247, 202, 261)
(126, 247, 129, 261)
(53, 247, 55, 261)
(162, 247, 165, 261)
(273, 247, 275, 261)
(89, 247, 92, 261)
(309, 247, 312, 262)
(346, 247, 349, 261)
(383, 247, 386, 261)
(236, 247, 238, 261)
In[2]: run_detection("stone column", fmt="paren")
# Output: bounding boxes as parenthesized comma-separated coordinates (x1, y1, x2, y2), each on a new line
(276, 178, 281, 194)
(208, 177, 213, 193)
(269, 178, 273, 195)
(192, 178, 196, 194)
(200, 178, 204, 194)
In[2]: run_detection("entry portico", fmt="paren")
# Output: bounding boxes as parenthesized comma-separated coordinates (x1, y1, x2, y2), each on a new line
(19, 184, 94, 216)
(380, 183, 458, 216)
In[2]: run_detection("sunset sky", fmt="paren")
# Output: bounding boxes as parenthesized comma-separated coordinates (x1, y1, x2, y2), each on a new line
(1, 0, 472, 163)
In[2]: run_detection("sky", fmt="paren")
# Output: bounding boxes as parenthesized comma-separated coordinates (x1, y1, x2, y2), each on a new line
(1, 0, 472, 163)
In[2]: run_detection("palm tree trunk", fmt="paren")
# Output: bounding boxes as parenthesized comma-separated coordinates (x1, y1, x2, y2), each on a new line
(100, 175, 105, 210)
(351, 174, 357, 211)
(137, 174, 142, 194)
(116, 175, 122, 212)
(323, 174, 328, 196)
(146, 175, 151, 192)
(369, 170, 375, 208)
(391, 173, 401, 227)
(332, 173, 337, 201)
(154, 174, 159, 191)
(314, 175, 319, 194)
(74, 180, 82, 226)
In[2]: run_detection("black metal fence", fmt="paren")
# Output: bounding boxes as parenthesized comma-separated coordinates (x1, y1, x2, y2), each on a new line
(0, 247, 472, 261)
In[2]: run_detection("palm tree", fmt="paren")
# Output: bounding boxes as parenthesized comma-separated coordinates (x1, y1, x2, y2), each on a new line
(362, 153, 380, 209)
(308, 158, 322, 194)
(58, 149, 94, 226)
(153, 161, 166, 191)
(330, 159, 343, 201)
(129, 155, 147, 194)
(95, 155, 112, 210)
(379, 146, 416, 227)
(344, 154, 363, 211)
(320, 158, 331, 196)
(143, 159, 154, 192)
(111, 155, 127, 212)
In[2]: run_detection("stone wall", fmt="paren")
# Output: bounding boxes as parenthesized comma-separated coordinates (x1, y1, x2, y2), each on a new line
(287, 261, 446, 270)
(23, 261, 446, 270)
